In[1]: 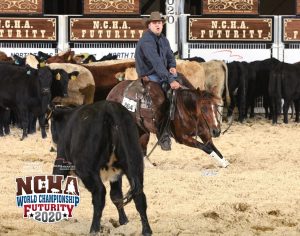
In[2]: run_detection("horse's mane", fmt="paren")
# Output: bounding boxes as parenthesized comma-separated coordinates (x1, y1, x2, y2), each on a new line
(177, 88, 217, 111)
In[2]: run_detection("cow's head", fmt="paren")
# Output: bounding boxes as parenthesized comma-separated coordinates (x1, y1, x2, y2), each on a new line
(50, 69, 79, 98)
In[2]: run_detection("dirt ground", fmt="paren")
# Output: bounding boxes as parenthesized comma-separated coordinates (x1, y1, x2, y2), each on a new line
(0, 116, 300, 236)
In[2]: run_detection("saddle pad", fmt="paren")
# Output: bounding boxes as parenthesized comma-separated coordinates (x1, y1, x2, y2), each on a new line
(122, 97, 137, 112)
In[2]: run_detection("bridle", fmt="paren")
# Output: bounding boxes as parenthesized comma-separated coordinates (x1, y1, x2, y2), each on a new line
(199, 99, 221, 133)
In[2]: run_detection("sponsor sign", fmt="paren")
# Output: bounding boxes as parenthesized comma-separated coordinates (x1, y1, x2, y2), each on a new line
(16, 175, 80, 223)
(83, 0, 140, 15)
(282, 17, 300, 42)
(202, 0, 259, 15)
(0, 17, 57, 42)
(1, 48, 56, 58)
(69, 17, 145, 42)
(187, 17, 273, 42)
(0, 0, 43, 15)
(71, 47, 136, 59)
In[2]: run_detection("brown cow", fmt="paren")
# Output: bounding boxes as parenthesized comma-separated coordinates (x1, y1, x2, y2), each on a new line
(0, 51, 13, 62)
(46, 49, 77, 64)
(83, 59, 135, 101)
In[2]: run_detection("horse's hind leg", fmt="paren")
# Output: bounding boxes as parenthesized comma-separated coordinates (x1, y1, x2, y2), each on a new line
(110, 178, 129, 225)
(139, 132, 154, 167)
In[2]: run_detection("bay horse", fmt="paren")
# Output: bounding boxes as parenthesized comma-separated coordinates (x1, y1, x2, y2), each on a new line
(106, 79, 229, 168)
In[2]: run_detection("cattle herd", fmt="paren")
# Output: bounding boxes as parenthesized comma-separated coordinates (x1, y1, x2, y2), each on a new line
(0, 49, 299, 235)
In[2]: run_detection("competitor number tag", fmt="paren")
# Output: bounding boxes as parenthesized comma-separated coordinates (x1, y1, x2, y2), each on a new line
(122, 97, 137, 112)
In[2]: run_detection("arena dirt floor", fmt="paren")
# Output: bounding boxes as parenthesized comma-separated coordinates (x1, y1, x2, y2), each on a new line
(0, 115, 300, 236)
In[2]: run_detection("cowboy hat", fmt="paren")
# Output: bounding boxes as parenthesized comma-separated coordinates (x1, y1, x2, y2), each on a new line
(144, 11, 166, 26)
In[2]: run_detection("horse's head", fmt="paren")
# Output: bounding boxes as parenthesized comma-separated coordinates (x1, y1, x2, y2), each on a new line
(195, 89, 222, 137)
(177, 88, 222, 138)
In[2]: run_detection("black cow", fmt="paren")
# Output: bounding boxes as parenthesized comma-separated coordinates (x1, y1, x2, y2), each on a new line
(27, 69, 78, 135)
(247, 58, 280, 118)
(51, 101, 152, 235)
(226, 61, 249, 122)
(269, 62, 300, 124)
(182, 56, 206, 63)
(0, 64, 71, 139)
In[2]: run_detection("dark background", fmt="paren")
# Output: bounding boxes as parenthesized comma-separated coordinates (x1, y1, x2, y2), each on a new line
(44, 0, 296, 15)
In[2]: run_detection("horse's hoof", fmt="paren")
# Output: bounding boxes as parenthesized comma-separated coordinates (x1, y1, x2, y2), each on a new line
(144, 157, 156, 168)
(221, 159, 230, 168)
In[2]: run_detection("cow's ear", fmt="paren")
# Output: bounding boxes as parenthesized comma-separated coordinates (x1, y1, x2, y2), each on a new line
(70, 71, 79, 80)
(67, 51, 75, 61)
(115, 72, 125, 81)
(39, 61, 46, 68)
(56, 72, 61, 81)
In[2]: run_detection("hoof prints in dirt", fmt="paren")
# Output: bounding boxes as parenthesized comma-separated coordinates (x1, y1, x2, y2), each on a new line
(233, 202, 250, 212)
(0, 225, 18, 234)
(251, 225, 275, 232)
(203, 211, 220, 220)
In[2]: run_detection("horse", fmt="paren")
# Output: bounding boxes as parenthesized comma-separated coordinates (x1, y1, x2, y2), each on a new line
(106, 79, 230, 168)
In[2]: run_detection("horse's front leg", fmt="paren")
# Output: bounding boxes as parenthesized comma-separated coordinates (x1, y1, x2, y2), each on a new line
(176, 134, 229, 168)
(198, 133, 230, 168)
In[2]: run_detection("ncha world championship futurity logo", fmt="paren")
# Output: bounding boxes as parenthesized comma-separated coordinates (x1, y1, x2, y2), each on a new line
(16, 175, 80, 223)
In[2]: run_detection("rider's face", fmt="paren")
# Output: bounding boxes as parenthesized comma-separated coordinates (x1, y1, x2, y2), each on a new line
(148, 21, 163, 36)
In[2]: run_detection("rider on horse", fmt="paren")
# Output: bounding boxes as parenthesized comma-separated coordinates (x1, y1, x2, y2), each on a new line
(135, 11, 181, 151)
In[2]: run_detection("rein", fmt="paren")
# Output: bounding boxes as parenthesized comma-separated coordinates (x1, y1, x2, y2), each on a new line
(216, 105, 232, 134)
(145, 107, 172, 164)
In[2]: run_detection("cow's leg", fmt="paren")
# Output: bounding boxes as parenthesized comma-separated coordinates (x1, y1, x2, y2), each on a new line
(37, 114, 47, 138)
(263, 95, 269, 119)
(132, 191, 152, 236)
(282, 100, 290, 124)
(19, 108, 29, 140)
(0, 108, 4, 137)
(125, 171, 152, 236)
(3, 108, 10, 135)
(110, 179, 129, 225)
(294, 100, 300, 122)
(28, 113, 37, 134)
(52, 158, 69, 178)
(79, 170, 106, 234)
(270, 97, 277, 124)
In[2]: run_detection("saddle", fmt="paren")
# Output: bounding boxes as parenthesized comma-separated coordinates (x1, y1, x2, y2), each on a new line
(121, 79, 157, 133)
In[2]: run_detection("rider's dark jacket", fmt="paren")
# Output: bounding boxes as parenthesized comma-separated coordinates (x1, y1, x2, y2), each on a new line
(135, 29, 176, 84)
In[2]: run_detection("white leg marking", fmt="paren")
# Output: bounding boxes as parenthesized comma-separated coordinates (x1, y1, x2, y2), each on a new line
(209, 151, 230, 168)
(144, 156, 155, 168)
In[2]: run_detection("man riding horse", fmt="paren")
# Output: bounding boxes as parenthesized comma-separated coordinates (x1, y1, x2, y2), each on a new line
(135, 11, 181, 151)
